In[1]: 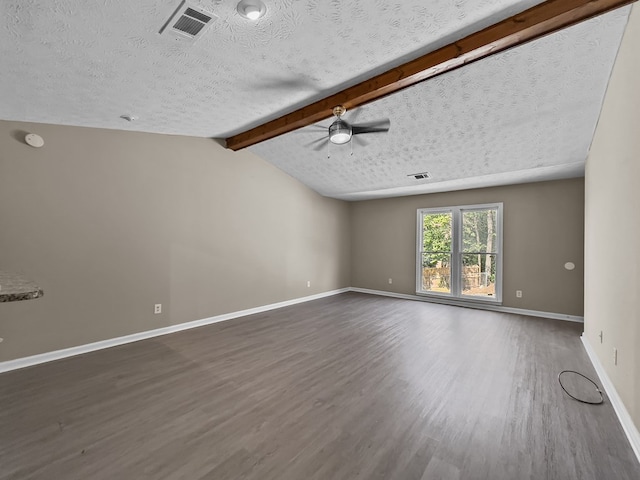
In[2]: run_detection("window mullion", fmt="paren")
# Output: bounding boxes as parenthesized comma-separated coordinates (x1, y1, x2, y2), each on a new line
(451, 208, 461, 297)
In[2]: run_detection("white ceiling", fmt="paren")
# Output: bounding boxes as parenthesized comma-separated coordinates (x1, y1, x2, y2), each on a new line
(0, 1, 631, 199)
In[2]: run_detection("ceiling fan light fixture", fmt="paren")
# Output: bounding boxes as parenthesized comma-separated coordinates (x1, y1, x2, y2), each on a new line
(329, 120, 352, 145)
(237, 0, 266, 20)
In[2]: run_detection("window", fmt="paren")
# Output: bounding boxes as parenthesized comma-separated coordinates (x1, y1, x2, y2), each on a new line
(417, 203, 502, 303)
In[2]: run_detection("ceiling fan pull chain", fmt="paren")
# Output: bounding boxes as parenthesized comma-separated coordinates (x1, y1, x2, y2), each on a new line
(350, 140, 353, 156)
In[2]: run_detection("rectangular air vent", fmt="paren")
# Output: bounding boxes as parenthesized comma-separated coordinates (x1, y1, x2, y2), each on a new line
(160, 1, 218, 42)
(408, 172, 431, 180)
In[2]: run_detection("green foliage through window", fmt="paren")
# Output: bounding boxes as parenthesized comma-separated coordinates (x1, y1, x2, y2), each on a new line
(422, 213, 451, 268)
(461, 209, 497, 283)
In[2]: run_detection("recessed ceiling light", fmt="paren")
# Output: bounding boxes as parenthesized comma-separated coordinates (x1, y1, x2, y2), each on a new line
(237, 0, 266, 20)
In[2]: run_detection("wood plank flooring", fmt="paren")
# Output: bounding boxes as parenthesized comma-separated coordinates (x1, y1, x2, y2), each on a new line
(1, 292, 638, 479)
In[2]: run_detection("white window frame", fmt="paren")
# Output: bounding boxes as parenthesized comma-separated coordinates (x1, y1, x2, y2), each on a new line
(416, 202, 503, 304)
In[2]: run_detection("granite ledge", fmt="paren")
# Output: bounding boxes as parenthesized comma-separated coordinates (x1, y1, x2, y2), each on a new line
(0, 270, 44, 302)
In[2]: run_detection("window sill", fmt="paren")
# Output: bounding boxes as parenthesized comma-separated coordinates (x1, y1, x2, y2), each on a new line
(415, 291, 502, 306)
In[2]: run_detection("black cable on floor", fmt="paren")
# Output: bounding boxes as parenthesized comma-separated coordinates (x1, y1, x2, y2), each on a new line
(558, 370, 604, 405)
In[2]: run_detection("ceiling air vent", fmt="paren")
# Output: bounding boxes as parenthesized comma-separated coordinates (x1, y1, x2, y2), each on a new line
(408, 172, 431, 180)
(160, 1, 218, 42)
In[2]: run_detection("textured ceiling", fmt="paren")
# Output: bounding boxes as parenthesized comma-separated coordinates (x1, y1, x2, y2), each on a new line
(251, 9, 631, 199)
(0, 1, 632, 199)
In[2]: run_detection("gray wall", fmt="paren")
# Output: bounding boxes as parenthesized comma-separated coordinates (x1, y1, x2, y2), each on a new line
(0, 121, 351, 361)
(350, 179, 585, 316)
(585, 5, 640, 429)
(0, 126, 588, 361)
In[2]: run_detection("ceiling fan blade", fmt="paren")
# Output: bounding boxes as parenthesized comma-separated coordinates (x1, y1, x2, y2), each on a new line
(311, 138, 329, 151)
(247, 77, 318, 92)
(352, 119, 391, 135)
(291, 124, 329, 134)
(304, 124, 329, 133)
(353, 135, 369, 148)
(303, 137, 329, 150)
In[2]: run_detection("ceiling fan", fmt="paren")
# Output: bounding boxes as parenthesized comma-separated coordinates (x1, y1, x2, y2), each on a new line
(304, 106, 390, 153)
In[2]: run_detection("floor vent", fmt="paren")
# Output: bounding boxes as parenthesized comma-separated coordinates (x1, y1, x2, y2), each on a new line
(160, 2, 218, 42)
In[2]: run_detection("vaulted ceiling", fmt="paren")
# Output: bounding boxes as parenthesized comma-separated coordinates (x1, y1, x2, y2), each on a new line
(0, 0, 632, 199)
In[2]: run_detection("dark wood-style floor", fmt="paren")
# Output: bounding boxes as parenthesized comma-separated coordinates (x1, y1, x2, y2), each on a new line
(1, 293, 638, 479)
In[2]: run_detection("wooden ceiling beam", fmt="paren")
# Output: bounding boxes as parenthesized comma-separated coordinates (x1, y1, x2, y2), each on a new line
(225, 0, 635, 151)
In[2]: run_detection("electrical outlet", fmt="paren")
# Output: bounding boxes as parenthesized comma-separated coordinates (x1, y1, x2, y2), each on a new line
(516, 290, 523, 298)
(388, 278, 393, 284)
(307, 281, 311, 288)
(613, 348, 618, 366)
(0, 337, 4, 343)
(154, 304, 162, 314)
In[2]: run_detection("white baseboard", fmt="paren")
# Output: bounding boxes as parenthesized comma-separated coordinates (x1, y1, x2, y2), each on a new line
(581, 335, 640, 463)
(0, 288, 350, 374)
(349, 287, 584, 323)
(0, 286, 584, 374)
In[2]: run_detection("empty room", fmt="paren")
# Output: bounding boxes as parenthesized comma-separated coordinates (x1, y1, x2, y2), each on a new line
(1, 1, 639, 479)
